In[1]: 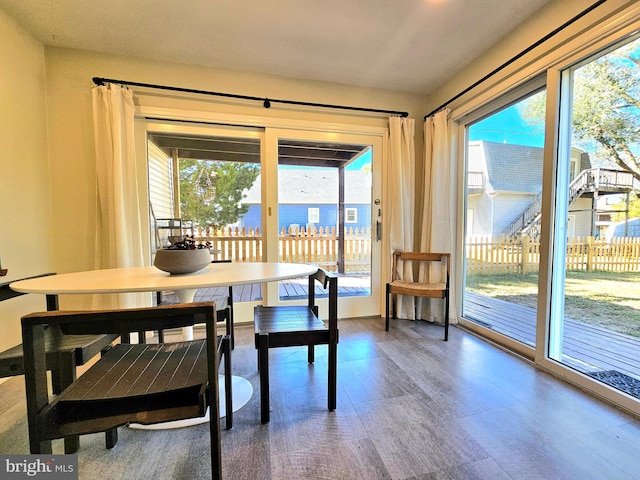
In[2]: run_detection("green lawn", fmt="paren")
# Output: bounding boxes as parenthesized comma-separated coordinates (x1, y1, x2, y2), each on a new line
(466, 270, 640, 337)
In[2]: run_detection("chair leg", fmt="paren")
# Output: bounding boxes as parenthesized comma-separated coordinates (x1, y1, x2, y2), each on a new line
(105, 428, 118, 449)
(99, 345, 119, 447)
(307, 345, 314, 364)
(223, 336, 233, 430)
(328, 340, 337, 411)
(257, 333, 270, 423)
(444, 294, 450, 342)
(385, 283, 391, 331)
(226, 306, 235, 350)
(54, 352, 81, 454)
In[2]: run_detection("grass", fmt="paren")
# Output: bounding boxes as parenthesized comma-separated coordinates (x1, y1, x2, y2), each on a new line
(466, 270, 640, 337)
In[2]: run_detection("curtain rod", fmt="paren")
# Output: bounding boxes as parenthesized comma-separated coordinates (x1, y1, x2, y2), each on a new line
(423, 0, 608, 120)
(92, 77, 408, 118)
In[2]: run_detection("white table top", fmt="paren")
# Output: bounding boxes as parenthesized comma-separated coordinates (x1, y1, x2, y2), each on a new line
(10, 262, 318, 295)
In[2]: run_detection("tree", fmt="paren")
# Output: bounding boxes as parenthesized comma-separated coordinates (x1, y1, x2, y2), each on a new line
(521, 37, 640, 183)
(611, 192, 640, 222)
(179, 159, 260, 227)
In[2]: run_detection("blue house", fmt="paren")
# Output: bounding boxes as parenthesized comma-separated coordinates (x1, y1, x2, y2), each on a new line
(238, 169, 372, 232)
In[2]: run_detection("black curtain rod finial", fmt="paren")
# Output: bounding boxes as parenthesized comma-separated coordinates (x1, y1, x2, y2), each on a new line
(93, 77, 105, 86)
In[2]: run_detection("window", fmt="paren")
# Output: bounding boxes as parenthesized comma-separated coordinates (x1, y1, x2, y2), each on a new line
(455, 15, 640, 414)
(308, 207, 319, 224)
(547, 34, 640, 399)
(345, 208, 357, 223)
(462, 88, 546, 348)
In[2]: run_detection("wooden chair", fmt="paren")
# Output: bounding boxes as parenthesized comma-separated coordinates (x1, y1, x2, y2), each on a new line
(254, 267, 338, 423)
(21, 303, 225, 480)
(386, 252, 451, 340)
(0, 275, 118, 453)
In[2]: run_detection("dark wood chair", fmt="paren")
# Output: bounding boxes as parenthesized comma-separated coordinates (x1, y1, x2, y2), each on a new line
(21, 302, 225, 480)
(0, 275, 118, 453)
(385, 251, 450, 340)
(254, 267, 338, 423)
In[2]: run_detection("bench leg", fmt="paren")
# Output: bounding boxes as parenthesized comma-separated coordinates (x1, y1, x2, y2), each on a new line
(257, 334, 270, 423)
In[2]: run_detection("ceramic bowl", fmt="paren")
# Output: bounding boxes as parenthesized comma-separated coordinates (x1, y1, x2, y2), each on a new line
(153, 248, 211, 275)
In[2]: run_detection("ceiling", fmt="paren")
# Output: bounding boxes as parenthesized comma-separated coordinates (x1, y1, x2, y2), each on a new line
(0, 0, 552, 95)
(149, 133, 369, 168)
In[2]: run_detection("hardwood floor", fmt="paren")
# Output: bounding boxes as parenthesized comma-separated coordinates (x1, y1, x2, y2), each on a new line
(1, 317, 639, 479)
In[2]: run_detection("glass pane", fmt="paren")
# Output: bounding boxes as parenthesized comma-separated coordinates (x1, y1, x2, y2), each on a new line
(463, 90, 546, 346)
(148, 132, 263, 304)
(277, 139, 373, 301)
(550, 37, 640, 399)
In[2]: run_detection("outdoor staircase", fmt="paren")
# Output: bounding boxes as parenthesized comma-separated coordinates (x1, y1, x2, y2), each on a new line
(501, 168, 638, 239)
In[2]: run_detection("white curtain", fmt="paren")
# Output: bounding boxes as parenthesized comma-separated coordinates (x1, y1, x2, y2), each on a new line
(388, 116, 417, 319)
(418, 109, 457, 322)
(92, 84, 147, 309)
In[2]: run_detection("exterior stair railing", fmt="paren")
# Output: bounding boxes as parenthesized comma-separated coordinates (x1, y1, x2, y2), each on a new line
(501, 168, 638, 239)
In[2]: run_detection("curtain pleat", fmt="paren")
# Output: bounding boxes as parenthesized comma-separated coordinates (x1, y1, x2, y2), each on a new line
(388, 116, 416, 319)
(419, 110, 457, 322)
(92, 84, 147, 309)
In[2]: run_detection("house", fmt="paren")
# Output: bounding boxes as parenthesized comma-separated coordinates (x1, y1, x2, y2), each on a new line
(2, 0, 640, 474)
(468, 140, 638, 239)
(467, 140, 546, 237)
(240, 169, 372, 232)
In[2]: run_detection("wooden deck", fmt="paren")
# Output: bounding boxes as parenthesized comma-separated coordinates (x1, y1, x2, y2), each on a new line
(464, 291, 640, 381)
(162, 273, 371, 304)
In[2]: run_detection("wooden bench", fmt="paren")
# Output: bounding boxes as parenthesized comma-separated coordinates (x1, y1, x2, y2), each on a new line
(254, 267, 338, 423)
(0, 274, 118, 453)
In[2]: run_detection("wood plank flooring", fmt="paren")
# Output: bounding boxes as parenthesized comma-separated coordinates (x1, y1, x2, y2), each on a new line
(1, 318, 640, 479)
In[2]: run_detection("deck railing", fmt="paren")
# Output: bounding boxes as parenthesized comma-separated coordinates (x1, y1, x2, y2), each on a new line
(466, 235, 640, 274)
(188, 225, 372, 273)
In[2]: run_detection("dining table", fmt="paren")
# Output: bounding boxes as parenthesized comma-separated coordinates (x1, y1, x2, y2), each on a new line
(10, 261, 318, 428)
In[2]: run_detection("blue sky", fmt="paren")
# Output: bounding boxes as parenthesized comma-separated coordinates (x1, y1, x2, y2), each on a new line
(468, 104, 544, 148)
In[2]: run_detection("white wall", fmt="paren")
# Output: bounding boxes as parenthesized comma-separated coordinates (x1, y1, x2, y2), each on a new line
(0, 9, 54, 353)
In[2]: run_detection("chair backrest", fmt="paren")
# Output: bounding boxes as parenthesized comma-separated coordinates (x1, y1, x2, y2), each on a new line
(33, 303, 212, 336)
(392, 251, 450, 286)
(307, 267, 338, 332)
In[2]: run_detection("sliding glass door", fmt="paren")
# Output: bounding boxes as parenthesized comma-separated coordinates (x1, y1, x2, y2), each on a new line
(263, 128, 383, 318)
(459, 28, 640, 412)
(462, 88, 546, 351)
(139, 120, 385, 320)
(548, 36, 640, 398)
